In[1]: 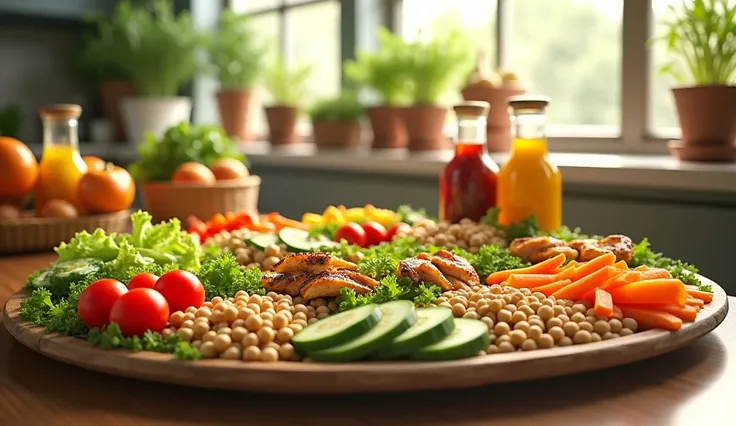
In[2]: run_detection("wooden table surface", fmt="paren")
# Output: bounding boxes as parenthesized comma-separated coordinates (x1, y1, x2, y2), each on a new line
(0, 254, 732, 426)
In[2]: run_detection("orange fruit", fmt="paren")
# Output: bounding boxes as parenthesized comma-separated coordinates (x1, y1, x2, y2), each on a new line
(210, 158, 249, 181)
(0, 137, 39, 197)
(172, 162, 216, 184)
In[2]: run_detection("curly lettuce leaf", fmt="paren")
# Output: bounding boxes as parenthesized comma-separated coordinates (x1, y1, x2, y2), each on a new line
(108, 240, 154, 277)
(128, 210, 201, 270)
(54, 228, 120, 262)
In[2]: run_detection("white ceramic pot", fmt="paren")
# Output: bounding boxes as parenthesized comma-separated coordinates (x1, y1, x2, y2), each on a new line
(121, 96, 192, 143)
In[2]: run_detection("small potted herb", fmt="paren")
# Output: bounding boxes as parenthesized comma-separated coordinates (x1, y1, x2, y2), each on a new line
(344, 28, 411, 149)
(262, 56, 313, 145)
(653, 0, 736, 162)
(209, 10, 267, 142)
(309, 92, 365, 150)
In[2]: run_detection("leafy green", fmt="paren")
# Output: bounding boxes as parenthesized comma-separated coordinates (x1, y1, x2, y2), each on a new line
(396, 205, 431, 226)
(196, 252, 265, 298)
(544, 226, 601, 242)
(482, 208, 540, 244)
(88, 324, 201, 361)
(338, 276, 440, 311)
(208, 10, 267, 90)
(129, 122, 244, 182)
(308, 222, 340, 240)
(263, 55, 312, 106)
(455, 245, 529, 284)
(356, 255, 398, 280)
(629, 238, 709, 292)
(309, 92, 364, 122)
(55, 228, 120, 262)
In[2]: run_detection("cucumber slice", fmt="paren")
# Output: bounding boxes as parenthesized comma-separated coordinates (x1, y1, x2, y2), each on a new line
(292, 304, 381, 353)
(309, 300, 417, 362)
(409, 318, 490, 361)
(378, 307, 455, 359)
(278, 227, 340, 253)
(247, 233, 279, 251)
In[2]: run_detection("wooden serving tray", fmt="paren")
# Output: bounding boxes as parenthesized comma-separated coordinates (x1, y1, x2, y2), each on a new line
(2, 275, 729, 394)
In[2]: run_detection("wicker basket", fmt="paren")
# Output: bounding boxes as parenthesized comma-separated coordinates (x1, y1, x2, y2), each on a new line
(0, 210, 131, 254)
(142, 176, 261, 223)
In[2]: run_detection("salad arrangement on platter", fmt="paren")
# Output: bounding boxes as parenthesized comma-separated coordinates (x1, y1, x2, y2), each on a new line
(17, 206, 714, 364)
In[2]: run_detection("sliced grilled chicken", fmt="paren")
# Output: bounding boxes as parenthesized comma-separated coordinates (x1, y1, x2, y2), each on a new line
(447, 276, 471, 291)
(338, 269, 379, 289)
(273, 253, 357, 274)
(300, 271, 373, 301)
(510, 236, 579, 264)
(430, 250, 480, 288)
(261, 271, 310, 296)
(396, 257, 454, 292)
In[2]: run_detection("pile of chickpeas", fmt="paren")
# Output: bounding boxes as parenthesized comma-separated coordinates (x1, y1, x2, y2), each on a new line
(433, 284, 639, 354)
(163, 292, 339, 362)
(398, 218, 507, 252)
(211, 228, 289, 271)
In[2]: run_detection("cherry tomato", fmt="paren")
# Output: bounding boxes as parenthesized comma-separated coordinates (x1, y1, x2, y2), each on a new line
(362, 221, 388, 246)
(109, 288, 169, 337)
(153, 270, 206, 313)
(334, 222, 367, 247)
(127, 273, 159, 290)
(77, 279, 128, 329)
(387, 222, 412, 241)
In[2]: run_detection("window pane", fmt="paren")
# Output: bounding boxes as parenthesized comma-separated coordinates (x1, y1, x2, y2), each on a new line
(649, 0, 682, 137)
(231, 0, 282, 14)
(246, 12, 281, 140)
(508, 0, 622, 134)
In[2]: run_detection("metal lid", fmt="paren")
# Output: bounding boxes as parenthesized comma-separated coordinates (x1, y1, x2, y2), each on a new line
(507, 95, 550, 111)
(39, 104, 82, 120)
(453, 101, 490, 118)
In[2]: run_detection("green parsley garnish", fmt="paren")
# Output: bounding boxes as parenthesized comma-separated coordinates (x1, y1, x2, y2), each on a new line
(629, 238, 709, 292)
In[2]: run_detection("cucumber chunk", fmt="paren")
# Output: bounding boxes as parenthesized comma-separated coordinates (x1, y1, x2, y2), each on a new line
(292, 304, 381, 353)
(409, 318, 490, 361)
(309, 300, 417, 362)
(247, 233, 280, 251)
(378, 307, 455, 359)
(278, 227, 340, 253)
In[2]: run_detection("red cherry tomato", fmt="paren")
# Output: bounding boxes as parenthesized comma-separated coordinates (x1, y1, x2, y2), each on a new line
(361, 221, 388, 246)
(77, 279, 128, 329)
(387, 222, 411, 240)
(109, 288, 169, 337)
(153, 270, 206, 313)
(334, 222, 367, 247)
(127, 273, 159, 290)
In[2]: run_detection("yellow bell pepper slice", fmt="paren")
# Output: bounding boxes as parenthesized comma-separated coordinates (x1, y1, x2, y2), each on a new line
(322, 205, 346, 225)
(345, 207, 366, 223)
(364, 204, 398, 227)
(301, 212, 324, 226)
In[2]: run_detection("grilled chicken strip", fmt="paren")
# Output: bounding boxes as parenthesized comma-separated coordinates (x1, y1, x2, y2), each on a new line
(510, 236, 579, 264)
(430, 250, 480, 288)
(396, 257, 454, 292)
(261, 271, 310, 296)
(570, 234, 634, 263)
(300, 271, 373, 301)
(338, 269, 379, 289)
(273, 253, 357, 274)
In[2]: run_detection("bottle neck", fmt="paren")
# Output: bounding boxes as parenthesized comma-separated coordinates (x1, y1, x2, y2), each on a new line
(510, 110, 548, 156)
(454, 115, 487, 147)
(43, 117, 79, 150)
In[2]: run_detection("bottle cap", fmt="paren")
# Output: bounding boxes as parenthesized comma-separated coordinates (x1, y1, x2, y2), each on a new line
(39, 104, 82, 120)
(453, 101, 490, 118)
(507, 95, 550, 111)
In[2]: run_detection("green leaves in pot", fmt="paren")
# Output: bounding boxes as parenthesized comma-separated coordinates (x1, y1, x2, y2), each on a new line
(209, 10, 268, 90)
(75, 5, 132, 86)
(309, 92, 365, 122)
(0, 105, 22, 139)
(653, 0, 736, 85)
(263, 56, 313, 107)
(129, 122, 244, 182)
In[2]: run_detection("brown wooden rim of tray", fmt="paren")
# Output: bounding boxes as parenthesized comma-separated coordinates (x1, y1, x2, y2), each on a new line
(143, 176, 261, 190)
(0, 209, 131, 227)
(2, 275, 729, 394)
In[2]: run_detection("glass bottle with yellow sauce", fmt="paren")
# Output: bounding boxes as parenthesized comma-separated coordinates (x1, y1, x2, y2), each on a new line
(497, 96, 561, 232)
(34, 104, 88, 212)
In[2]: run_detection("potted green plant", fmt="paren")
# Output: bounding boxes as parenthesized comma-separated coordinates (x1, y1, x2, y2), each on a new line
(209, 10, 267, 142)
(344, 28, 411, 150)
(654, 0, 736, 162)
(309, 92, 365, 150)
(262, 56, 312, 145)
(403, 27, 474, 151)
(111, 0, 206, 143)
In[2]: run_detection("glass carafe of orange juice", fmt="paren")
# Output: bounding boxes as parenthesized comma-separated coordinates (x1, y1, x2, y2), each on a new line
(497, 96, 561, 232)
(35, 104, 88, 212)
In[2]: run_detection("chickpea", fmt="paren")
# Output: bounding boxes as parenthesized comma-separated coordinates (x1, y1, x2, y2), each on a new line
(193, 321, 210, 336)
(594, 320, 611, 335)
(528, 318, 545, 330)
(218, 327, 233, 336)
(245, 315, 264, 332)
(180, 320, 194, 330)
(260, 347, 279, 362)
(243, 345, 261, 361)
(247, 303, 261, 315)
(260, 311, 275, 322)
(537, 334, 555, 349)
(169, 311, 185, 327)
(293, 312, 308, 322)
(452, 303, 466, 317)
(237, 308, 254, 321)
(578, 322, 594, 333)
(497, 309, 513, 323)
(231, 326, 248, 343)
(213, 334, 232, 352)
(486, 345, 500, 354)
(571, 312, 586, 323)
(514, 321, 531, 334)
(573, 330, 593, 344)
(279, 343, 295, 361)
(195, 307, 212, 319)
(273, 314, 290, 329)
(511, 310, 528, 324)
(509, 329, 527, 347)
(622, 318, 638, 332)
(316, 306, 331, 316)
(264, 244, 281, 257)
(558, 336, 573, 347)
(619, 328, 634, 337)
(199, 341, 218, 358)
(276, 327, 294, 343)
(548, 326, 565, 342)
(537, 305, 554, 321)
(528, 325, 543, 340)
(489, 299, 505, 313)
(521, 339, 538, 351)
(176, 328, 194, 341)
(553, 305, 566, 316)
(563, 321, 580, 337)
(307, 318, 319, 325)
(202, 330, 217, 342)
(591, 332, 602, 343)
(608, 318, 623, 333)
(498, 341, 516, 353)
(496, 334, 511, 345)
(546, 317, 563, 330)
(481, 317, 495, 330)
(185, 306, 198, 314)
(242, 332, 260, 347)
(258, 327, 276, 344)
(557, 314, 570, 323)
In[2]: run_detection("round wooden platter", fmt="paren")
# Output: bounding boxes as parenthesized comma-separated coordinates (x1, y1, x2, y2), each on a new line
(3, 276, 729, 394)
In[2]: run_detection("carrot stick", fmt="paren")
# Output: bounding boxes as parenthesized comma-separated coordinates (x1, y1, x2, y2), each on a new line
(266, 213, 309, 231)
(554, 261, 579, 273)
(686, 297, 705, 308)
(580, 269, 633, 300)
(618, 306, 683, 331)
(614, 260, 629, 270)
(622, 304, 698, 322)
(570, 252, 616, 282)
(530, 279, 572, 297)
(612, 305, 623, 320)
(486, 254, 567, 285)
(639, 268, 673, 280)
(594, 288, 614, 318)
(608, 279, 688, 306)
(633, 265, 651, 271)
(506, 274, 559, 289)
(686, 289, 713, 304)
(552, 266, 620, 301)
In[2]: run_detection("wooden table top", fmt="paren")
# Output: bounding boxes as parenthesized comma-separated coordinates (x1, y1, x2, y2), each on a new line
(0, 254, 732, 426)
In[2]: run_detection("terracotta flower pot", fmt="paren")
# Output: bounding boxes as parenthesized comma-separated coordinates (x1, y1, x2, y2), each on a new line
(99, 80, 136, 142)
(672, 86, 736, 146)
(217, 89, 255, 142)
(312, 120, 363, 149)
(461, 86, 526, 152)
(366, 106, 408, 149)
(265, 105, 298, 146)
(403, 105, 449, 151)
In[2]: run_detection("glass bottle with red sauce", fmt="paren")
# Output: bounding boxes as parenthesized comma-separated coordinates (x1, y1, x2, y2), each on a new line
(439, 101, 499, 223)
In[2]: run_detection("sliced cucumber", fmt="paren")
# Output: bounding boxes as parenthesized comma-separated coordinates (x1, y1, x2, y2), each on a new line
(309, 300, 417, 362)
(247, 233, 280, 251)
(409, 318, 490, 361)
(292, 304, 381, 353)
(377, 307, 455, 359)
(278, 227, 340, 253)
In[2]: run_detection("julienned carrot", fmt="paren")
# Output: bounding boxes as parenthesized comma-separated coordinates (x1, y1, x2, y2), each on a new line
(614, 260, 629, 270)
(530, 279, 572, 297)
(612, 305, 623, 320)
(552, 266, 620, 301)
(686, 296, 705, 308)
(570, 252, 616, 282)
(623, 303, 698, 322)
(506, 274, 559, 289)
(486, 254, 567, 285)
(686, 289, 713, 304)
(608, 279, 688, 306)
(618, 306, 683, 331)
(639, 268, 673, 280)
(594, 288, 614, 318)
